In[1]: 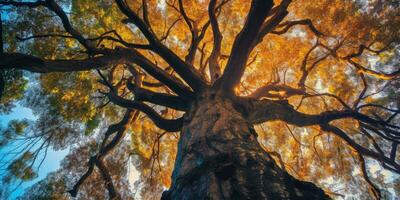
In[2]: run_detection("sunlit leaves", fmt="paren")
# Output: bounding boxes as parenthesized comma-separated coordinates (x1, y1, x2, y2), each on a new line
(40, 71, 97, 122)
(1, 0, 399, 199)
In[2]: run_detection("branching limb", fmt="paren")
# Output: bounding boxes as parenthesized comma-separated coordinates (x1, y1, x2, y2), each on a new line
(126, 79, 189, 111)
(125, 62, 194, 100)
(271, 19, 324, 36)
(319, 41, 400, 80)
(247, 78, 350, 109)
(242, 97, 400, 172)
(2, 48, 194, 105)
(0, 0, 101, 53)
(217, 0, 274, 93)
(115, 0, 206, 91)
(245, 98, 397, 130)
(108, 92, 182, 132)
(320, 124, 399, 173)
(167, 0, 213, 65)
(68, 110, 134, 199)
(251, 0, 291, 49)
(342, 41, 394, 60)
(177, 0, 197, 64)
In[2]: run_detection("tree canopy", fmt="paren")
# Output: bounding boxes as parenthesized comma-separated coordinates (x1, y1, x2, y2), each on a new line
(0, 0, 399, 199)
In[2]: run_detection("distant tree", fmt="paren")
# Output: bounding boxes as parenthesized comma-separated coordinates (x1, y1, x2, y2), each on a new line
(0, 0, 399, 199)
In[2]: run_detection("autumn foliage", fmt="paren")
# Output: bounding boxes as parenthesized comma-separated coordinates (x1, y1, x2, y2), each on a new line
(0, 0, 399, 199)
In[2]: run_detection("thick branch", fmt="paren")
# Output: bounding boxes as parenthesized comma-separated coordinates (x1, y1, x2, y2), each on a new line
(127, 80, 189, 111)
(94, 159, 120, 200)
(251, 0, 291, 49)
(0, 0, 46, 8)
(243, 98, 400, 172)
(218, 0, 274, 93)
(115, 0, 206, 91)
(208, 0, 222, 82)
(0, 52, 127, 73)
(245, 99, 394, 129)
(249, 84, 306, 99)
(342, 42, 393, 60)
(127, 52, 195, 100)
(2, 47, 194, 100)
(108, 93, 182, 132)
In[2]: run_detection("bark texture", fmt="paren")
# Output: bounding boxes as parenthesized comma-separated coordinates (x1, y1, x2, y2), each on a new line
(162, 92, 331, 200)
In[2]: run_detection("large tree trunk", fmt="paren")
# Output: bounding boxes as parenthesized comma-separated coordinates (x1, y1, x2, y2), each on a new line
(161, 93, 331, 200)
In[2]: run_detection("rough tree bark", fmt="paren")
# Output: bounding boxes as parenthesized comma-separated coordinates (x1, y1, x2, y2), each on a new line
(2, 1, 398, 199)
(161, 90, 330, 200)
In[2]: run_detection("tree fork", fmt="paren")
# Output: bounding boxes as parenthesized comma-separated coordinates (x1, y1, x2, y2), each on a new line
(162, 91, 330, 200)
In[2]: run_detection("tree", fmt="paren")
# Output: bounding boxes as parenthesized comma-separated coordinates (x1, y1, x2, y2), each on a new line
(0, 0, 399, 199)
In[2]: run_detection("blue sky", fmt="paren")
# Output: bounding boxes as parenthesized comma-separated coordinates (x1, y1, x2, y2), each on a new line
(0, 9, 67, 199)
(0, 104, 68, 199)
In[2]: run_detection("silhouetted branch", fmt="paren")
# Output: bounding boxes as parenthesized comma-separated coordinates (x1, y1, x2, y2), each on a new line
(115, 0, 206, 91)
(69, 110, 134, 199)
(0, 0, 46, 8)
(319, 41, 400, 80)
(271, 19, 325, 36)
(127, 80, 189, 111)
(251, 0, 292, 49)
(0, 51, 128, 72)
(208, 0, 222, 82)
(218, 0, 274, 93)
(357, 154, 381, 200)
(108, 92, 182, 132)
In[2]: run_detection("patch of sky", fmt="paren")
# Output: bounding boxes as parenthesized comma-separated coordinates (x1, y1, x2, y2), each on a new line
(0, 103, 69, 199)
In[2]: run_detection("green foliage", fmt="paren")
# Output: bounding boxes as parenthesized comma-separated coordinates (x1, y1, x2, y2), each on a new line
(1, 0, 399, 199)
(84, 116, 100, 136)
(9, 120, 29, 135)
(40, 72, 98, 122)
(16, 173, 69, 200)
(0, 69, 27, 114)
(7, 151, 37, 182)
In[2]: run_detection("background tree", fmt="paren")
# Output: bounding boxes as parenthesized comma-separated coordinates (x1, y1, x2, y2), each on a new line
(0, 0, 399, 199)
